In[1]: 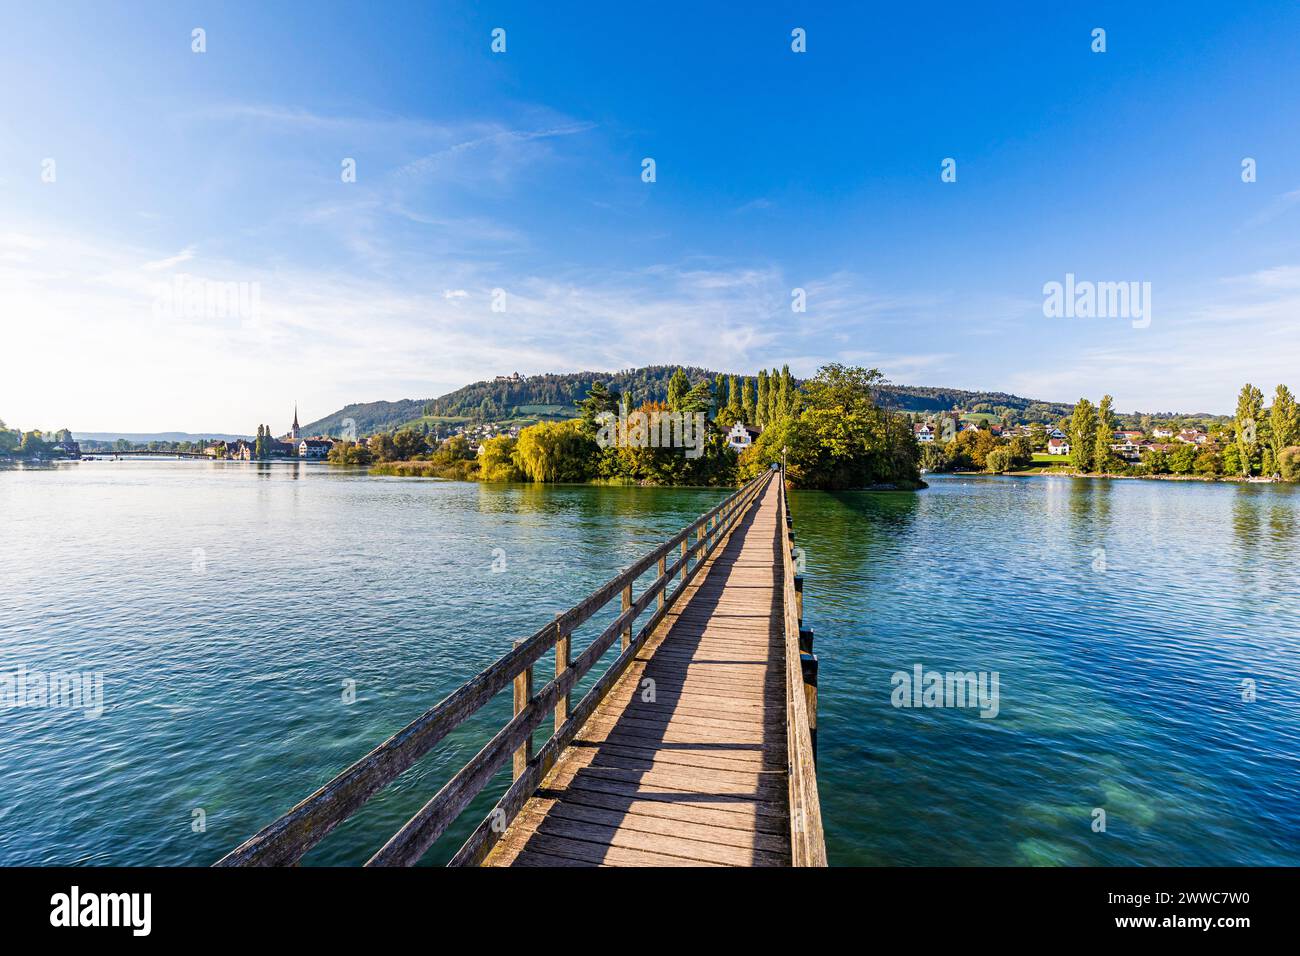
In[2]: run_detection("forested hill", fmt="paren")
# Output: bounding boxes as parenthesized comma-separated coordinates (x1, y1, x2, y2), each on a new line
(302, 367, 724, 435)
(879, 385, 1074, 421)
(301, 367, 1076, 436)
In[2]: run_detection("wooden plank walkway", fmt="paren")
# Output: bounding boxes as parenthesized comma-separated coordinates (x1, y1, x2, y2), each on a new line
(485, 471, 790, 866)
(217, 467, 822, 868)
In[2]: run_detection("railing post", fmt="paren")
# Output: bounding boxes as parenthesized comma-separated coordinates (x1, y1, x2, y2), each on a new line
(621, 583, 633, 650)
(512, 639, 533, 780)
(794, 575, 804, 625)
(801, 648, 818, 763)
(680, 537, 688, 586)
(554, 618, 570, 733)
(657, 555, 667, 610)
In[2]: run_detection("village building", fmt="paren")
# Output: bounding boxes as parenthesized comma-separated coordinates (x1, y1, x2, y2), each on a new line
(298, 438, 333, 460)
(726, 421, 762, 453)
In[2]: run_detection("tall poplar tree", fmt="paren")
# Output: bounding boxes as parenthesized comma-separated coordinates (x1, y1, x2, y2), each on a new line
(1069, 398, 1097, 472)
(1235, 383, 1264, 476)
(756, 370, 769, 426)
(1093, 394, 1115, 473)
(741, 378, 755, 423)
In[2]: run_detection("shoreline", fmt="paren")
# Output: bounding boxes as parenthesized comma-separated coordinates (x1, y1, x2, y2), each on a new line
(941, 469, 1284, 485)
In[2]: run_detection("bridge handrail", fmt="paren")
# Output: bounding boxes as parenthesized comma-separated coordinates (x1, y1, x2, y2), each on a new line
(777, 467, 828, 866)
(215, 469, 772, 867)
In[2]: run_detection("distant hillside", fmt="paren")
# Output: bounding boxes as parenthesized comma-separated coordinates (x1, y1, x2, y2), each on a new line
(878, 385, 1074, 421)
(302, 367, 726, 436)
(303, 367, 1094, 437)
(301, 399, 428, 436)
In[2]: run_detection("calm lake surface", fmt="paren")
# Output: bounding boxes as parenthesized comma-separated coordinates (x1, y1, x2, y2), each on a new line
(2, 462, 1297, 865)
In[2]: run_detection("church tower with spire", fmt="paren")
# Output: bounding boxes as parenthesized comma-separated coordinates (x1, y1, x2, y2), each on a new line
(290, 404, 301, 441)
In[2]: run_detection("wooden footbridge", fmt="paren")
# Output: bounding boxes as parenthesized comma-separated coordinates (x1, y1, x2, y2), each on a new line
(217, 467, 825, 867)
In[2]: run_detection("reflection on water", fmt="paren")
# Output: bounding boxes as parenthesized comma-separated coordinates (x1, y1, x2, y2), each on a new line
(1, 464, 1297, 866)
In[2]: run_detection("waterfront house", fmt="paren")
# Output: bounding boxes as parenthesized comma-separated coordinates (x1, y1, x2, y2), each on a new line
(298, 438, 333, 460)
(1047, 438, 1070, 455)
(914, 423, 936, 443)
(1110, 439, 1142, 462)
(726, 422, 762, 453)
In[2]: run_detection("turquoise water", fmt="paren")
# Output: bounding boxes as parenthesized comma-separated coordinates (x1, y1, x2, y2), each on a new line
(1, 463, 1297, 865)
(798, 475, 1300, 865)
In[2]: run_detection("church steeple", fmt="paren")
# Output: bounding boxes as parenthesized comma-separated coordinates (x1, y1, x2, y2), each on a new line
(291, 404, 301, 440)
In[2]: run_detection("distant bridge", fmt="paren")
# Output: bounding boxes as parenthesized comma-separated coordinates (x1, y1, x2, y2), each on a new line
(218, 467, 825, 867)
(82, 450, 218, 459)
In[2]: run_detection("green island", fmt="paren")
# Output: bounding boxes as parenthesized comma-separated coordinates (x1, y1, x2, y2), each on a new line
(360, 364, 923, 491)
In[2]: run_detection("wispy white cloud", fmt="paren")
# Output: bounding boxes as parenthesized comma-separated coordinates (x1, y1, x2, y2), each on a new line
(141, 247, 196, 271)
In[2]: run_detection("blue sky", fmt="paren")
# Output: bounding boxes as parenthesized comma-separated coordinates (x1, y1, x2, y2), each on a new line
(3, 0, 1300, 431)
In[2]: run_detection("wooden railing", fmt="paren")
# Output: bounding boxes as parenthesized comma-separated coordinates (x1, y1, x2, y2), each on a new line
(215, 470, 773, 867)
(777, 468, 828, 866)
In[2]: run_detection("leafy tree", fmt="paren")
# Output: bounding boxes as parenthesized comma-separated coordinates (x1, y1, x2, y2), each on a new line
(514, 420, 596, 482)
(985, 447, 1012, 473)
(726, 375, 741, 417)
(756, 370, 769, 427)
(0, 419, 19, 454)
(1093, 394, 1116, 473)
(1269, 384, 1299, 471)
(1194, 448, 1223, 476)
(478, 436, 524, 481)
(666, 368, 690, 411)
(919, 442, 950, 472)
(1069, 399, 1097, 472)
(392, 427, 429, 460)
(1168, 443, 1197, 475)
(576, 380, 620, 431)
(369, 432, 397, 462)
(1007, 436, 1034, 469)
(1235, 383, 1264, 476)
(20, 430, 48, 456)
(741, 377, 755, 423)
(327, 441, 374, 465)
(947, 429, 998, 470)
(1279, 446, 1300, 482)
(779, 365, 796, 418)
(679, 380, 713, 414)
